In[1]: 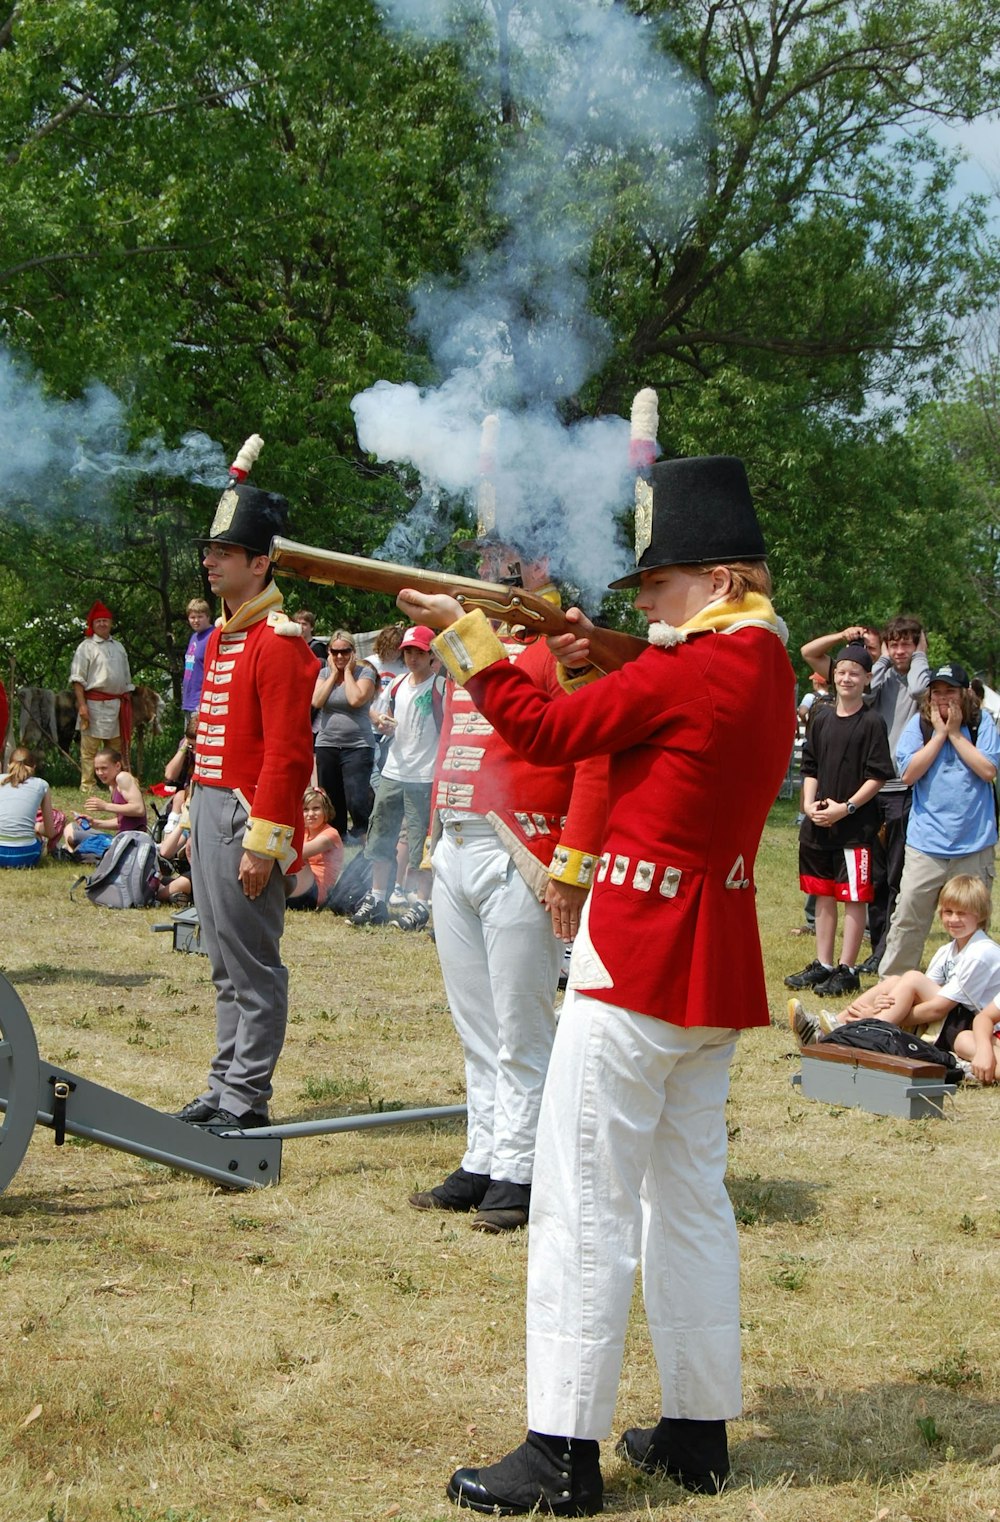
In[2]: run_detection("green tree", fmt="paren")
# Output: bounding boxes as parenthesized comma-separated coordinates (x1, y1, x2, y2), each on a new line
(909, 334, 1000, 678)
(589, 0, 1000, 417)
(0, 1, 494, 689)
(3, 0, 1000, 688)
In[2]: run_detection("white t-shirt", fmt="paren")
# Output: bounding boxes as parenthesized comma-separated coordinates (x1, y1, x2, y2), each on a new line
(926, 929, 1000, 1011)
(381, 674, 441, 785)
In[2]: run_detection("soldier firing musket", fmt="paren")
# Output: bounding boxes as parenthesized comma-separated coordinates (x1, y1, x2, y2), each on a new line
(267, 544, 648, 674)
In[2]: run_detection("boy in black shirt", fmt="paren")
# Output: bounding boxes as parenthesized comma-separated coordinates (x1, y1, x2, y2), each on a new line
(786, 645, 894, 997)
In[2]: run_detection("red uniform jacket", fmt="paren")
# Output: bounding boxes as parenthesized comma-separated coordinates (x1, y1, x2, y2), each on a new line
(193, 597, 316, 871)
(465, 623, 795, 1027)
(433, 634, 607, 895)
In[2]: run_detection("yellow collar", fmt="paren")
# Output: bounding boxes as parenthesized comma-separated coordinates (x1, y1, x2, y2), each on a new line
(221, 580, 284, 634)
(647, 592, 786, 649)
(681, 591, 781, 636)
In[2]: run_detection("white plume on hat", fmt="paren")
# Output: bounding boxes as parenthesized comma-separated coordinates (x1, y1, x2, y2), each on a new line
(630, 387, 658, 560)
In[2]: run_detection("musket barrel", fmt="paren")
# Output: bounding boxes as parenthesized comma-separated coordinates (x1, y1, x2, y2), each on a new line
(269, 536, 648, 672)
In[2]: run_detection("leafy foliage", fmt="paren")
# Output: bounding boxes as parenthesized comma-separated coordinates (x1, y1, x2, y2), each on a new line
(1, 0, 1000, 690)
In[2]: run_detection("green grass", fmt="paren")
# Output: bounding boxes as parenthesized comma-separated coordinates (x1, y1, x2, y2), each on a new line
(0, 792, 998, 1521)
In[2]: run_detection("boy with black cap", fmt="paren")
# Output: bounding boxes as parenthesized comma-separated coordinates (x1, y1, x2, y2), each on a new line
(398, 453, 795, 1513)
(786, 644, 894, 998)
(170, 458, 316, 1131)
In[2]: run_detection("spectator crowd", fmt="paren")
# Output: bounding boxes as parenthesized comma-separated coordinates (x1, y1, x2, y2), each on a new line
(786, 610, 1000, 1078)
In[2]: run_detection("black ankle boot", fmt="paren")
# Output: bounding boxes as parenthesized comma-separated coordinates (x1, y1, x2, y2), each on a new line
(617, 1416, 729, 1493)
(447, 1430, 603, 1515)
(408, 1167, 490, 1212)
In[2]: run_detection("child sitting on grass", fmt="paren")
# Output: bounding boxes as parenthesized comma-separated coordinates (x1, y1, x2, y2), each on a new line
(287, 787, 343, 910)
(156, 790, 193, 904)
(952, 999, 1000, 1084)
(791, 873, 1000, 1053)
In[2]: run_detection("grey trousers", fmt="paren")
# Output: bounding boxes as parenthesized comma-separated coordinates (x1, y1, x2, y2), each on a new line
(190, 785, 289, 1117)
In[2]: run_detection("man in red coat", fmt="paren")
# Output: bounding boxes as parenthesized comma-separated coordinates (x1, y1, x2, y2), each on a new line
(170, 479, 316, 1132)
(399, 455, 796, 1514)
(408, 537, 607, 1233)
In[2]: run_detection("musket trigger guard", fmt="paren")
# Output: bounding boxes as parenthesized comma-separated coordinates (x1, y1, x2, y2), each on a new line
(469, 596, 546, 625)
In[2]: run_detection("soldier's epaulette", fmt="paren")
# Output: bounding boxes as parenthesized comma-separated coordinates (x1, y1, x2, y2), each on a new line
(268, 612, 304, 637)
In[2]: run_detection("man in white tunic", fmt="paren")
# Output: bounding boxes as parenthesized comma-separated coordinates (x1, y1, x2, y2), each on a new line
(69, 600, 134, 789)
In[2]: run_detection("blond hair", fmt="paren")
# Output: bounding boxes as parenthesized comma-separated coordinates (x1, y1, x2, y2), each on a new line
(938, 874, 992, 931)
(1, 747, 39, 787)
(186, 597, 211, 616)
(686, 559, 772, 603)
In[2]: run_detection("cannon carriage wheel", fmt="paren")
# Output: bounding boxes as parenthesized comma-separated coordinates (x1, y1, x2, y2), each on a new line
(0, 973, 42, 1192)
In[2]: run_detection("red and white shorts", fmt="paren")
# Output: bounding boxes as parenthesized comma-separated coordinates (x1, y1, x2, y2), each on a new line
(799, 840, 874, 902)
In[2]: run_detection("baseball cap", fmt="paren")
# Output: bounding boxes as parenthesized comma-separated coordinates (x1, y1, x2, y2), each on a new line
(400, 625, 435, 652)
(833, 643, 873, 673)
(928, 662, 969, 689)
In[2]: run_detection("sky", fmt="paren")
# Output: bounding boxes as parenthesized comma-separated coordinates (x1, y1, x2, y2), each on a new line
(935, 116, 1000, 216)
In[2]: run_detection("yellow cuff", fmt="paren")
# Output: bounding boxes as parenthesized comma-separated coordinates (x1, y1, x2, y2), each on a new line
(244, 816, 296, 863)
(547, 845, 599, 889)
(557, 663, 601, 694)
(432, 610, 506, 685)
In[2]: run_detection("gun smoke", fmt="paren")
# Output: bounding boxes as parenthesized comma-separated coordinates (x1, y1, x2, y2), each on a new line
(352, 0, 707, 603)
(0, 347, 230, 519)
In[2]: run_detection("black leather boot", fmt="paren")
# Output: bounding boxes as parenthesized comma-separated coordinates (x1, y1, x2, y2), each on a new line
(471, 1179, 531, 1233)
(408, 1167, 490, 1212)
(447, 1430, 603, 1515)
(617, 1416, 729, 1493)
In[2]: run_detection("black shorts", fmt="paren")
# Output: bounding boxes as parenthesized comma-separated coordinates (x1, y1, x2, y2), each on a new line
(799, 838, 874, 902)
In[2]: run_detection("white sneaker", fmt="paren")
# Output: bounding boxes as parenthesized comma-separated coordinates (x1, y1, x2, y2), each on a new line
(387, 888, 410, 912)
(817, 1008, 844, 1036)
(788, 998, 821, 1047)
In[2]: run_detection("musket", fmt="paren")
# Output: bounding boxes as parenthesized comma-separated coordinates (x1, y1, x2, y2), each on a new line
(269, 537, 649, 674)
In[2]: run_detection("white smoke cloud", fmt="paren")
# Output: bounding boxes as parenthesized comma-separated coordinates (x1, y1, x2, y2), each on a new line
(353, 0, 706, 603)
(356, 372, 634, 590)
(0, 347, 229, 517)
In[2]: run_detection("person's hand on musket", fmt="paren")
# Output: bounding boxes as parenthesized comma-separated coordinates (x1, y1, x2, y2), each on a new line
(396, 590, 463, 628)
(546, 606, 594, 672)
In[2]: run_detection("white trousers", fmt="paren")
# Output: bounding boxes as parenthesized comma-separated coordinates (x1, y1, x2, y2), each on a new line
(431, 820, 561, 1185)
(526, 991, 742, 1439)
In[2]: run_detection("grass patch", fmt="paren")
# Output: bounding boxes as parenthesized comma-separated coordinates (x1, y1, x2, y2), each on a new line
(0, 791, 998, 1520)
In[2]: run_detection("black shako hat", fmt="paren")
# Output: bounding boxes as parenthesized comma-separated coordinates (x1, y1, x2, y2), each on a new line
(197, 482, 290, 557)
(608, 455, 766, 590)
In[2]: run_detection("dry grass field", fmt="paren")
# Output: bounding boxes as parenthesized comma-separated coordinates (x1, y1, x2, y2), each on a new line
(1, 793, 999, 1522)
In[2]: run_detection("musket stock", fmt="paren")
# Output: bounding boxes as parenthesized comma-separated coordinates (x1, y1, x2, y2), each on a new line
(269, 537, 647, 673)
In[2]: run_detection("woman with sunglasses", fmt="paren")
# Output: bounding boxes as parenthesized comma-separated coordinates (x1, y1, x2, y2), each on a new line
(312, 630, 378, 841)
